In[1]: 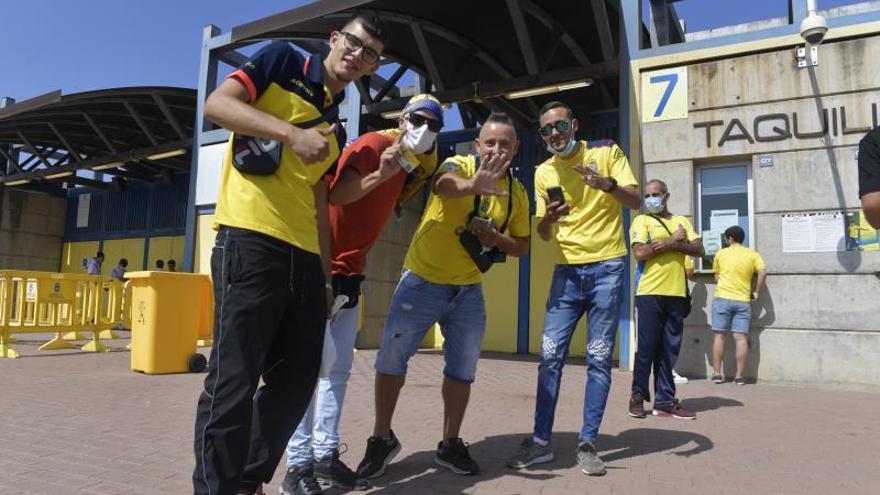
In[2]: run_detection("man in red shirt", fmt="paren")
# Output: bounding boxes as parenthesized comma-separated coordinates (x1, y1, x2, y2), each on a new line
(281, 94, 443, 494)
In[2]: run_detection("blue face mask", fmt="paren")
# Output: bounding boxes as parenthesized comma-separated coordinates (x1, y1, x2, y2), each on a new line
(547, 137, 577, 157)
(644, 196, 664, 214)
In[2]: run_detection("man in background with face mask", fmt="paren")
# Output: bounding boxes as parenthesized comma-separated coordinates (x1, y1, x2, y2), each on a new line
(281, 94, 442, 494)
(628, 179, 704, 420)
(507, 101, 638, 477)
(194, 15, 387, 495)
(357, 112, 530, 479)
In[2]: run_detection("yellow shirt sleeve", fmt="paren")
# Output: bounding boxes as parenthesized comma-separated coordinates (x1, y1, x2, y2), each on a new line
(682, 217, 700, 241)
(713, 252, 720, 272)
(534, 167, 548, 218)
(754, 252, 767, 271)
(508, 181, 531, 238)
(608, 143, 638, 188)
(630, 215, 649, 245)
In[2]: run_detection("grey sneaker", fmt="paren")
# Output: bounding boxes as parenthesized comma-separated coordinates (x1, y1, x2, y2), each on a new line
(506, 438, 554, 469)
(576, 442, 606, 476)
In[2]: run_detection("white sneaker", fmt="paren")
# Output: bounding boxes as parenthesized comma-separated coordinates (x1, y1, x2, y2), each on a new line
(672, 370, 688, 384)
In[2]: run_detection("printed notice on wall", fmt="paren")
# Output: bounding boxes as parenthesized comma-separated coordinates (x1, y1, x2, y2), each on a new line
(76, 193, 90, 228)
(710, 209, 739, 234)
(781, 212, 845, 253)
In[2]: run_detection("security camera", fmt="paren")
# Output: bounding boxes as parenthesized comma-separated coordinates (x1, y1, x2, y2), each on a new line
(800, 12, 828, 46)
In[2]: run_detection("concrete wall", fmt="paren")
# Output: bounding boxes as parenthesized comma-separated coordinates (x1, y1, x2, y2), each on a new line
(639, 35, 880, 387)
(0, 188, 65, 271)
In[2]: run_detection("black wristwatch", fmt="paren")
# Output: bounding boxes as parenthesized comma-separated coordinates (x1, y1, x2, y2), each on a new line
(602, 177, 618, 193)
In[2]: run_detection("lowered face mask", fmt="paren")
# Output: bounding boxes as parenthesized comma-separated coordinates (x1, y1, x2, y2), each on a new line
(547, 136, 577, 157)
(403, 120, 437, 154)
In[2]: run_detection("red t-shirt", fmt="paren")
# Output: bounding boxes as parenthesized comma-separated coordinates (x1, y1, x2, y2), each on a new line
(329, 132, 408, 276)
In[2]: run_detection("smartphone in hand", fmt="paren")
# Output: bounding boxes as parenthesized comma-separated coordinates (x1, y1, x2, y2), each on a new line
(547, 186, 565, 206)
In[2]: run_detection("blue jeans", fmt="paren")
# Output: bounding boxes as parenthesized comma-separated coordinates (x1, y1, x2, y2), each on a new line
(631, 295, 686, 407)
(375, 270, 486, 384)
(533, 258, 625, 445)
(711, 297, 752, 333)
(286, 300, 360, 466)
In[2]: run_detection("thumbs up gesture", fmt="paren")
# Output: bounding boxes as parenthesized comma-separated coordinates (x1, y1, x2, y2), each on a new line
(286, 122, 338, 164)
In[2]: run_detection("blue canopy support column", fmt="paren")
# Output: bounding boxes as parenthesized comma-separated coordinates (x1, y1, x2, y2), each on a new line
(183, 25, 221, 273)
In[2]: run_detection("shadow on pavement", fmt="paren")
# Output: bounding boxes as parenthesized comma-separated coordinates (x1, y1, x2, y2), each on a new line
(361, 428, 713, 493)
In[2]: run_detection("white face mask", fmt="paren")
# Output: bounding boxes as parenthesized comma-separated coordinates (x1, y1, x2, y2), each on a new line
(403, 120, 437, 154)
(547, 136, 577, 157)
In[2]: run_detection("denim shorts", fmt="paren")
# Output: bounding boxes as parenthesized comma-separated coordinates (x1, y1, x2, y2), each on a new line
(374, 270, 486, 384)
(711, 297, 752, 333)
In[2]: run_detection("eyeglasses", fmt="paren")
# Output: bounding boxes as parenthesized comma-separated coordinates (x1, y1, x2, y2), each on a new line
(538, 120, 572, 137)
(406, 112, 442, 132)
(340, 31, 380, 64)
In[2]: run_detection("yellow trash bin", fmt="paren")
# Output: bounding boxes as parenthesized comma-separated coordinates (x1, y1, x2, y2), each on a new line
(126, 271, 212, 374)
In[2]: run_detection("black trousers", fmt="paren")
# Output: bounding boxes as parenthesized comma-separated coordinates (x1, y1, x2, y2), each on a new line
(631, 295, 686, 407)
(193, 226, 327, 495)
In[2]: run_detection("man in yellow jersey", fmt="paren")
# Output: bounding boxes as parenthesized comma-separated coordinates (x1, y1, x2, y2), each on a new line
(192, 15, 387, 495)
(356, 113, 530, 479)
(628, 179, 704, 421)
(507, 101, 639, 477)
(710, 226, 767, 386)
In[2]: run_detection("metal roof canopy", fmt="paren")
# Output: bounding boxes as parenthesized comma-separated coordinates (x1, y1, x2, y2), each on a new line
(213, 0, 624, 127)
(0, 87, 196, 195)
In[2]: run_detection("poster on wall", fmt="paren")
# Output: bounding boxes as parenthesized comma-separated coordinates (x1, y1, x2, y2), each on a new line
(781, 212, 845, 253)
(76, 193, 90, 228)
(701, 229, 722, 256)
(845, 210, 879, 251)
(710, 209, 739, 233)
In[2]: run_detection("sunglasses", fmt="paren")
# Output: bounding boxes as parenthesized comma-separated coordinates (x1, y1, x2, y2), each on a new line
(539, 120, 571, 137)
(406, 112, 442, 132)
(340, 31, 380, 64)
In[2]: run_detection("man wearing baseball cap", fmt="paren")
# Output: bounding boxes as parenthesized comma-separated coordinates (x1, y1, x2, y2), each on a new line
(356, 111, 531, 479)
(281, 94, 443, 494)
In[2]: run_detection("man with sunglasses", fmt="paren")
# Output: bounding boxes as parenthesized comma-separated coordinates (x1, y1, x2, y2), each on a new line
(508, 101, 639, 476)
(628, 179, 703, 419)
(193, 15, 387, 495)
(357, 112, 530, 479)
(281, 94, 443, 494)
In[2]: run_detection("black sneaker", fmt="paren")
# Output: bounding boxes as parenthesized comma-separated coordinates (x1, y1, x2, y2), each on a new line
(356, 430, 401, 479)
(434, 438, 480, 475)
(314, 446, 370, 491)
(279, 465, 323, 495)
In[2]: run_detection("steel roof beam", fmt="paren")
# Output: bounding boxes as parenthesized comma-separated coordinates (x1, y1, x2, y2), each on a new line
(591, 0, 617, 61)
(152, 94, 188, 141)
(373, 63, 407, 102)
(0, 146, 21, 174)
(47, 122, 83, 163)
(15, 132, 53, 169)
(123, 101, 159, 146)
(364, 62, 616, 114)
(0, 139, 190, 184)
(81, 111, 118, 154)
(507, 0, 540, 75)
(410, 23, 443, 90)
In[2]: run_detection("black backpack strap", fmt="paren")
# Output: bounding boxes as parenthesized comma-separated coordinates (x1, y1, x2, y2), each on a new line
(294, 103, 340, 129)
(648, 214, 673, 236)
(470, 174, 514, 233)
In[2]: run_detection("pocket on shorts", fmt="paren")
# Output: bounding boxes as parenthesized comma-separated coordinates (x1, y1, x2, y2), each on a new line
(400, 270, 429, 290)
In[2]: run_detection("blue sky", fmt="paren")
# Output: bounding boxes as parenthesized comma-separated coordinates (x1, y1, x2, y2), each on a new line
(0, 0, 869, 102)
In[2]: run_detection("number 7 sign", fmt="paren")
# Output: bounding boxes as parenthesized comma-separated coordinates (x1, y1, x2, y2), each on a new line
(641, 67, 688, 123)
